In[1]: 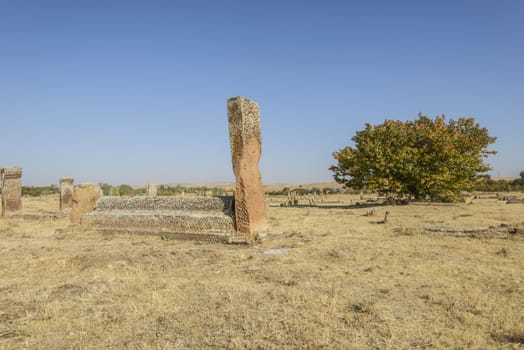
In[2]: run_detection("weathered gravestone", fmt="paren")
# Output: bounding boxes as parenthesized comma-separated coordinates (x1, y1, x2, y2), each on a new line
(227, 96, 267, 239)
(1, 167, 22, 216)
(59, 177, 74, 211)
(146, 182, 157, 196)
(70, 183, 103, 223)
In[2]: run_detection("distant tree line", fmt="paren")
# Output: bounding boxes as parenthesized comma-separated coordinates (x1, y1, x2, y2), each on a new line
(98, 184, 229, 196)
(473, 174, 524, 192)
(265, 187, 344, 196)
(103, 184, 145, 196)
(22, 185, 59, 197)
(18, 184, 232, 197)
(18, 172, 524, 199)
(157, 185, 228, 196)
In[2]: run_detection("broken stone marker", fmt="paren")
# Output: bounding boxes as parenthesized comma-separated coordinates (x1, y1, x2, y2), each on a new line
(227, 96, 267, 239)
(1, 167, 22, 216)
(59, 177, 74, 211)
(146, 182, 157, 196)
(70, 183, 103, 224)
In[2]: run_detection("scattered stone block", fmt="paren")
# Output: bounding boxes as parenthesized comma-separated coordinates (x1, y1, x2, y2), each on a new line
(92, 196, 233, 212)
(1, 167, 22, 216)
(59, 177, 74, 211)
(70, 183, 103, 223)
(506, 198, 524, 204)
(227, 96, 267, 239)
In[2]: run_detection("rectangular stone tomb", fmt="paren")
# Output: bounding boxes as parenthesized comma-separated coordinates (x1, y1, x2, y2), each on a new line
(80, 196, 240, 241)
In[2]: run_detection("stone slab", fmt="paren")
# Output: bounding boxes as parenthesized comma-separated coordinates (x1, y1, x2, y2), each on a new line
(227, 96, 267, 239)
(1, 167, 22, 216)
(81, 210, 235, 233)
(70, 183, 103, 223)
(146, 183, 158, 196)
(93, 196, 234, 213)
(59, 177, 74, 211)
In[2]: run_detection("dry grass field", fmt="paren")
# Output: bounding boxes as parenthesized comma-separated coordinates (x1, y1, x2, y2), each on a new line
(1, 193, 523, 349)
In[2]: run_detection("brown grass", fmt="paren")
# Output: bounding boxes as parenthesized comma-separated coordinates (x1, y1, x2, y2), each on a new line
(1, 193, 523, 349)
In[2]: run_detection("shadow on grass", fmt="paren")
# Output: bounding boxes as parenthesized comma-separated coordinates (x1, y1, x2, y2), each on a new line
(492, 333, 524, 345)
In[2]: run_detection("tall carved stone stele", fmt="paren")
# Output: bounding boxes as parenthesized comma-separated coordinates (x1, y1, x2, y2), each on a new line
(59, 177, 74, 211)
(227, 96, 267, 240)
(1, 167, 22, 216)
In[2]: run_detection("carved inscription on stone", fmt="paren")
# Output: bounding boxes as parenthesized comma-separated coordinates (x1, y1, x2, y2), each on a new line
(227, 96, 267, 239)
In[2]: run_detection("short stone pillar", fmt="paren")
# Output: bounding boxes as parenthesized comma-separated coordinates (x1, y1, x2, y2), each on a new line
(59, 177, 74, 211)
(227, 96, 267, 239)
(146, 182, 157, 196)
(70, 183, 103, 224)
(1, 167, 22, 216)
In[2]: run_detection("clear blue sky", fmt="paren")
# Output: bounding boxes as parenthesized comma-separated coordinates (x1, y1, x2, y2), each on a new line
(1, 0, 523, 186)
